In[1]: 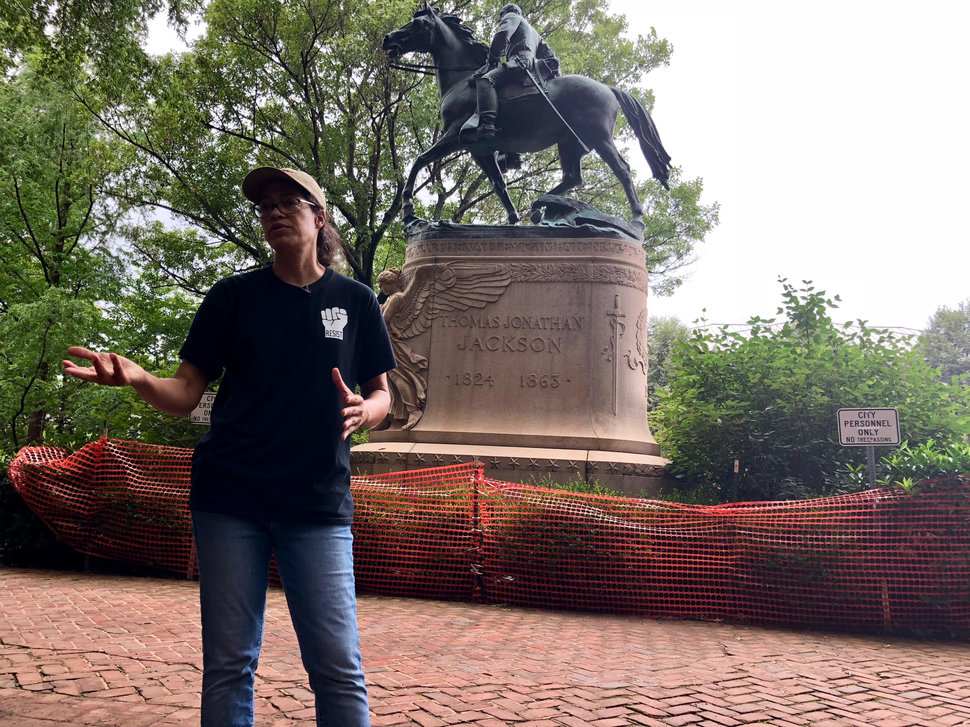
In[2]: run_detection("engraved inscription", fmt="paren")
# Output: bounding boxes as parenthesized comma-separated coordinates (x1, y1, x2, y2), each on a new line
(440, 314, 502, 329)
(506, 263, 646, 291)
(519, 373, 566, 389)
(407, 238, 645, 261)
(456, 334, 563, 354)
(442, 313, 585, 356)
(504, 315, 584, 330)
(446, 371, 496, 387)
(378, 263, 512, 430)
(439, 314, 584, 330)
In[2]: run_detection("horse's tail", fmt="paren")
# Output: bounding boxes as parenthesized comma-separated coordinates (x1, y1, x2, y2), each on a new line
(611, 87, 672, 190)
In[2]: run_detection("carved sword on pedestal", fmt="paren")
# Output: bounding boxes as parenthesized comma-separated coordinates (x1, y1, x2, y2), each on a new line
(602, 295, 626, 415)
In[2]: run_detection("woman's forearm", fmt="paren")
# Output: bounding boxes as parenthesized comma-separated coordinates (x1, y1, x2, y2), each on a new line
(130, 365, 208, 418)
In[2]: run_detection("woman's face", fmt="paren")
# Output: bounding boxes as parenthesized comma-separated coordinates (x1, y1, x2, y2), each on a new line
(257, 179, 325, 255)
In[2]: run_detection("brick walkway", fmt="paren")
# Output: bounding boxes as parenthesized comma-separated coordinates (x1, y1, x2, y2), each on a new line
(1, 569, 968, 726)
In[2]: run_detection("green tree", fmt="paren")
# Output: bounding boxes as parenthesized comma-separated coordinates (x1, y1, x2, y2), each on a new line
(74, 0, 715, 290)
(652, 281, 970, 502)
(0, 61, 120, 454)
(0, 0, 191, 73)
(919, 299, 970, 385)
(0, 60, 203, 456)
(646, 315, 690, 410)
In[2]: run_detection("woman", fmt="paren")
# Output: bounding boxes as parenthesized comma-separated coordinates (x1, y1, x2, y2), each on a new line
(62, 166, 395, 727)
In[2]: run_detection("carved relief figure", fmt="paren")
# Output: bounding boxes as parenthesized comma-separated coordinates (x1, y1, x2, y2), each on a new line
(377, 264, 512, 430)
(377, 269, 429, 430)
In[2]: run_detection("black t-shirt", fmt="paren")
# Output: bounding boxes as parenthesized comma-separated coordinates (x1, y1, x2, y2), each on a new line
(179, 266, 396, 524)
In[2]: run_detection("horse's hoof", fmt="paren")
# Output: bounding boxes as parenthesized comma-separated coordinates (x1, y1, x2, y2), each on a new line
(508, 214, 520, 225)
(530, 208, 543, 225)
(402, 214, 424, 229)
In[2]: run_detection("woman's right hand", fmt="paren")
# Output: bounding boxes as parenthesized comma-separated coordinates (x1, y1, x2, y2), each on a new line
(62, 347, 146, 388)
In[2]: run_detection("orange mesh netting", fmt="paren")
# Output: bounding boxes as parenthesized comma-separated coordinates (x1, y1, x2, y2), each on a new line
(9, 438, 970, 633)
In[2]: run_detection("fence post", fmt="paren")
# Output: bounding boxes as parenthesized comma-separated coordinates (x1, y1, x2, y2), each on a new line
(471, 462, 485, 603)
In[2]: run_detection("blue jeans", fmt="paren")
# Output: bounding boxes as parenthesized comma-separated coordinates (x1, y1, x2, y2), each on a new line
(191, 511, 370, 727)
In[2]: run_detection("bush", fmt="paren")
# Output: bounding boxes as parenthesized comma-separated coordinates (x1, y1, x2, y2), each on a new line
(863, 440, 970, 493)
(532, 473, 622, 497)
(653, 280, 970, 501)
(0, 468, 80, 567)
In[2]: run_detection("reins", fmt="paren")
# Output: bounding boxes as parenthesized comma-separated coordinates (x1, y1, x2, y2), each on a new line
(388, 59, 481, 75)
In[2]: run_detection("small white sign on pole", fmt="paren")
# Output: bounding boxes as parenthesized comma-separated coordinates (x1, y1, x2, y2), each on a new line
(190, 392, 217, 425)
(837, 408, 900, 447)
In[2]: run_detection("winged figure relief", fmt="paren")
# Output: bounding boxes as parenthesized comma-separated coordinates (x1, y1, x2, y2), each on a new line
(376, 263, 512, 430)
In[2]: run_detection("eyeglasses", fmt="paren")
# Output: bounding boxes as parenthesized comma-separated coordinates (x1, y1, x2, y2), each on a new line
(253, 197, 321, 217)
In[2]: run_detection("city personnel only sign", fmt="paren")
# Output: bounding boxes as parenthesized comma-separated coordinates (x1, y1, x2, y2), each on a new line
(190, 391, 217, 425)
(837, 408, 900, 446)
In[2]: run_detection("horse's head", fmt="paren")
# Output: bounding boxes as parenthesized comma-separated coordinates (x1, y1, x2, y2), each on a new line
(382, 4, 441, 60)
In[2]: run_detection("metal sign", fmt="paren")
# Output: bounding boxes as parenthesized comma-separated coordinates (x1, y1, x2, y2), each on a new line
(190, 392, 217, 425)
(837, 408, 900, 447)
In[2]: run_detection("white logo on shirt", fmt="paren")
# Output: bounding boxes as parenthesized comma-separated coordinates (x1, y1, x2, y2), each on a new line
(321, 307, 348, 340)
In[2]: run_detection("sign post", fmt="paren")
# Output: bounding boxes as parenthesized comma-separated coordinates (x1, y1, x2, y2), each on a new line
(837, 408, 900, 487)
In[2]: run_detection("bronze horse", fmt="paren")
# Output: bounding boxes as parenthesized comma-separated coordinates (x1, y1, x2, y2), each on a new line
(382, 4, 672, 230)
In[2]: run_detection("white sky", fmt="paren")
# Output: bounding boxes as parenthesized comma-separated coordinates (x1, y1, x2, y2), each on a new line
(610, 0, 969, 332)
(147, 4, 969, 332)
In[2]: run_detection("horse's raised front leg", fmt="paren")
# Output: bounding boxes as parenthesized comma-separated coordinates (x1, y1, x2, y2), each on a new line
(402, 134, 463, 222)
(470, 151, 519, 224)
(594, 138, 645, 230)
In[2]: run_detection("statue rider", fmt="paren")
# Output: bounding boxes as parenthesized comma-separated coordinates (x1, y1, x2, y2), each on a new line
(471, 4, 560, 141)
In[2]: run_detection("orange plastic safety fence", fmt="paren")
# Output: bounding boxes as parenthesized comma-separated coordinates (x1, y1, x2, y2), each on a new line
(9, 438, 970, 634)
(8, 439, 194, 575)
(352, 464, 481, 601)
(478, 478, 970, 631)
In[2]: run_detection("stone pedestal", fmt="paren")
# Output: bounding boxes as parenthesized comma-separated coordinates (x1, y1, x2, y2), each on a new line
(353, 224, 667, 496)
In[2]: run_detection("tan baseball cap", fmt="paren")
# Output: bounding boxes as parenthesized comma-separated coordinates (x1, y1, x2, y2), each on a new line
(241, 166, 328, 216)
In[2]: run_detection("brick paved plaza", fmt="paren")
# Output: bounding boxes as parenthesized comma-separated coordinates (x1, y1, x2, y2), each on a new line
(1, 568, 968, 726)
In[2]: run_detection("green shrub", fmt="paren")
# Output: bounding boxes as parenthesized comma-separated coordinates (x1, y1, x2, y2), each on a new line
(531, 473, 622, 497)
(865, 440, 970, 493)
(653, 281, 970, 502)
(0, 469, 80, 567)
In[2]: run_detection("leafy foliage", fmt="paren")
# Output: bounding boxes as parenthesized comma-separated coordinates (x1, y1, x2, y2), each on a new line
(646, 315, 690, 410)
(61, 0, 716, 291)
(653, 281, 970, 502)
(533, 473, 622, 497)
(919, 298, 970, 386)
(0, 0, 188, 74)
(868, 440, 970, 493)
(0, 60, 205, 458)
(0, 471, 80, 566)
(0, 62, 119, 454)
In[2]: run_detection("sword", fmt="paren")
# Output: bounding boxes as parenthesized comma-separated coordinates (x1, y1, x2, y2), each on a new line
(603, 295, 625, 416)
(521, 64, 590, 154)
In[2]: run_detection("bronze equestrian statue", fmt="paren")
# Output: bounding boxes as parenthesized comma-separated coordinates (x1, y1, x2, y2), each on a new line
(468, 3, 560, 141)
(382, 3, 672, 231)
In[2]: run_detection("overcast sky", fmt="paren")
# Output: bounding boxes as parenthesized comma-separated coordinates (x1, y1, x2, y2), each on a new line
(609, 0, 969, 332)
(148, 3, 969, 332)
